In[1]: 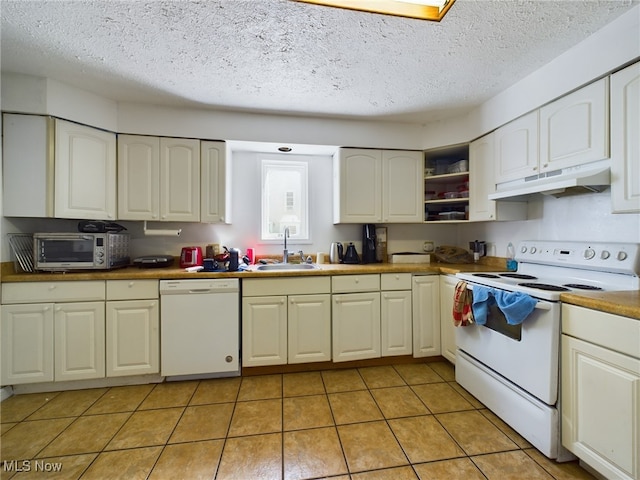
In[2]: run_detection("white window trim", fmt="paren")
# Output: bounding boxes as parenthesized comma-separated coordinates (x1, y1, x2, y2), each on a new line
(260, 158, 310, 244)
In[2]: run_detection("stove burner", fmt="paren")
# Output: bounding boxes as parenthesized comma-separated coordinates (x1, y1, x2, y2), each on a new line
(472, 273, 501, 278)
(563, 284, 604, 291)
(500, 273, 538, 280)
(518, 282, 571, 292)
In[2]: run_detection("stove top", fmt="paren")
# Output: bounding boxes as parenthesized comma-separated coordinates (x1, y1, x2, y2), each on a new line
(457, 240, 640, 301)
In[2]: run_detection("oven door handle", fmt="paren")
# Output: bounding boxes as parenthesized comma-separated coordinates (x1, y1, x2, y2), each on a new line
(463, 283, 552, 311)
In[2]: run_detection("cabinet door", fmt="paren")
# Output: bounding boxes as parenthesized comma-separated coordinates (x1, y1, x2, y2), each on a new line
(412, 275, 441, 357)
(469, 132, 497, 221)
(540, 78, 609, 172)
(562, 335, 639, 480)
(381, 290, 412, 356)
(611, 62, 640, 213)
(242, 296, 287, 367)
(1, 304, 54, 385)
(160, 137, 201, 222)
(332, 292, 381, 362)
(494, 111, 539, 183)
(2, 114, 54, 218)
(106, 300, 159, 377)
(439, 275, 457, 364)
(117, 135, 160, 220)
(54, 302, 105, 381)
(55, 119, 117, 220)
(382, 150, 423, 223)
(288, 294, 331, 364)
(333, 148, 382, 223)
(201, 141, 230, 223)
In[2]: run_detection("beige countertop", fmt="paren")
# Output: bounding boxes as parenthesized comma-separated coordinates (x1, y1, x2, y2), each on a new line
(4, 260, 637, 319)
(560, 290, 640, 320)
(0, 259, 505, 282)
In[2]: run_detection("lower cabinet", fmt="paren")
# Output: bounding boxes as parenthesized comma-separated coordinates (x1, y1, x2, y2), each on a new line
(439, 275, 458, 363)
(332, 291, 381, 362)
(242, 278, 331, 367)
(1, 299, 105, 385)
(412, 275, 441, 357)
(105, 280, 160, 377)
(561, 304, 640, 480)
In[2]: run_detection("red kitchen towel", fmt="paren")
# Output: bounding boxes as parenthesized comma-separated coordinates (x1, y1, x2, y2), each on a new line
(453, 281, 474, 327)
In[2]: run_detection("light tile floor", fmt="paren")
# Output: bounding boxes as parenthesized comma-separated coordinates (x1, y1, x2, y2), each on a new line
(0, 361, 597, 479)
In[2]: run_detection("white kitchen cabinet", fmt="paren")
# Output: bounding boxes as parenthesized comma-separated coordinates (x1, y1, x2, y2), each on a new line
(117, 135, 200, 221)
(332, 292, 381, 362)
(333, 148, 422, 223)
(412, 275, 440, 357)
(2, 114, 116, 220)
(242, 277, 331, 367)
(494, 111, 539, 184)
(539, 78, 609, 172)
(1, 304, 54, 385)
(469, 133, 527, 222)
(160, 137, 201, 222)
(288, 294, 331, 364)
(382, 150, 424, 223)
(1, 281, 106, 386)
(611, 62, 640, 213)
(380, 273, 412, 357)
(117, 135, 160, 220)
(54, 302, 105, 381)
(242, 296, 288, 367)
(105, 280, 159, 377)
(201, 140, 231, 223)
(55, 119, 117, 220)
(562, 304, 639, 480)
(439, 275, 457, 364)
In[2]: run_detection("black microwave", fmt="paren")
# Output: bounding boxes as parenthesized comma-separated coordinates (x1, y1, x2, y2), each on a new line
(33, 233, 130, 271)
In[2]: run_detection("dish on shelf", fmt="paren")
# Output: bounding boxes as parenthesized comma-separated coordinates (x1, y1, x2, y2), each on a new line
(438, 211, 466, 220)
(444, 192, 460, 199)
(447, 160, 468, 173)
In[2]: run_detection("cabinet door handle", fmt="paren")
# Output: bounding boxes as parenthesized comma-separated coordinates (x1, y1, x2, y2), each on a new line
(48, 285, 56, 291)
(128, 282, 135, 287)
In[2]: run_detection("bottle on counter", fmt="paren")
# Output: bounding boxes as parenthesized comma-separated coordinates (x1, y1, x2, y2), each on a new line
(506, 242, 517, 271)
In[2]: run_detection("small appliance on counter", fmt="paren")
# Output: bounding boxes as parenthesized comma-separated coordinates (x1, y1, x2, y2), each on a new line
(133, 255, 174, 268)
(330, 242, 343, 264)
(362, 224, 377, 264)
(469, 240, 487, 262)
(342, 243, 360, 264)
(180, 246, 203, 268)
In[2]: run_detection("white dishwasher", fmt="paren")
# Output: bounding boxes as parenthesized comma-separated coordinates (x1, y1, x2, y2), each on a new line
(160, 279, 240, 379)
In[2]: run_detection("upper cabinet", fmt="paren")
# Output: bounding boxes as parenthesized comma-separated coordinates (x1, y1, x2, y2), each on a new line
(610, 62, 640, 213)
(493, 78, 609, 188)
(494, 111, 539, 183)
(118, 135, 201, 222)
(3, 114, 117, 220)
(539, 78, 609, 172)
(423, 144, 469, 222)
(470, 133, 527, 222)
(200, 141, 230, 223)
(333, 148, 422, 224)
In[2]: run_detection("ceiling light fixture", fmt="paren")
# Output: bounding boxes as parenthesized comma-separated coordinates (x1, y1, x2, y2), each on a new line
(293, 0, 454, 21)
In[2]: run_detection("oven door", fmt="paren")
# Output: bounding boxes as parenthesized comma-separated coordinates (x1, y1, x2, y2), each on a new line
(34, 234, 97, 270)
(455, 283, 561, 405)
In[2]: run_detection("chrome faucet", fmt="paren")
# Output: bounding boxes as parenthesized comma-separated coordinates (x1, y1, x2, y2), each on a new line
(282, 227, 290, 263)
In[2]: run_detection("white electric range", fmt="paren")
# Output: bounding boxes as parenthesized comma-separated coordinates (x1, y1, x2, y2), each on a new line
(455, 240, 640, 461)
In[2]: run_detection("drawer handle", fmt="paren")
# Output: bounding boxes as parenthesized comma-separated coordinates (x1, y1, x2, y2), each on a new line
(129, 282, 135, 287)
(48, 285, 56, 291)
(355, 278, 359, 283)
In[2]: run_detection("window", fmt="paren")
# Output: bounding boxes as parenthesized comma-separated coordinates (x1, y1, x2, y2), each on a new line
(261, 159, 309, 242)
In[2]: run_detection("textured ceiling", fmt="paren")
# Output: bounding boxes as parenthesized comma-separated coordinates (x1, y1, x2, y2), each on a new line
(1, 0, 638, 124)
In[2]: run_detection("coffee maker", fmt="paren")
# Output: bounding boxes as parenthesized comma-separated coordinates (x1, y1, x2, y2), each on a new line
(362, 224, 377, 264)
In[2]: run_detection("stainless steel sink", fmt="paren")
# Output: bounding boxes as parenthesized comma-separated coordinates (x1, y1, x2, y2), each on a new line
(255, 263, 319, 271)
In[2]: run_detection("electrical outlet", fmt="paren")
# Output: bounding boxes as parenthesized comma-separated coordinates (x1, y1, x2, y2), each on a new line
(423, 241, 435, 253)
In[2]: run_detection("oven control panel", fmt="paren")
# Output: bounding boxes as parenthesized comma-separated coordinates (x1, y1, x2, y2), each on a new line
(516, 241, 640, 275)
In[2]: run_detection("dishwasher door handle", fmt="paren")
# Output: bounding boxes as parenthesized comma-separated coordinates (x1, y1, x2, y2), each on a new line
(188, 289, 215, 294)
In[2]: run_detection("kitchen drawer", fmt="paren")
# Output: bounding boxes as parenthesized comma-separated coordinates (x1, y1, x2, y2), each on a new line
(381, 273, 412, 291)
(332, 274, 380, 293)
(243, 277, 330, 297)
(106, 280, 159, 300)
(1, 281, 105, 304)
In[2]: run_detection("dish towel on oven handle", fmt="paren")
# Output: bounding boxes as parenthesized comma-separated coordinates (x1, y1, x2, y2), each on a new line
(453, 281, 474, 326)
(471, 285, 538, 325)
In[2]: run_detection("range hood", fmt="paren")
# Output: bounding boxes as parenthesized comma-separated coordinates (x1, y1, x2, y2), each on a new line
(488, 162, 611, 201)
